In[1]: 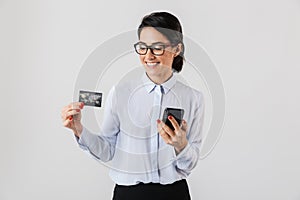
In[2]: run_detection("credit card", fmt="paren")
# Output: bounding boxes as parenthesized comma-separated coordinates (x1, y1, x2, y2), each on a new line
(79, 90, 102, 107)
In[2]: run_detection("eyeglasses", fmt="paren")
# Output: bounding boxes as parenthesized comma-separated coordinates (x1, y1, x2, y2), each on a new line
(134, 42, 173, 56)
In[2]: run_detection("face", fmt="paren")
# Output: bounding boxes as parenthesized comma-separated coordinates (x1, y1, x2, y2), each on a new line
(138, 27, 180, 84)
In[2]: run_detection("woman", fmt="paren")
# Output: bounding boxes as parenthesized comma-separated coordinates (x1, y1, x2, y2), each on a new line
(61, 11, 205, 200)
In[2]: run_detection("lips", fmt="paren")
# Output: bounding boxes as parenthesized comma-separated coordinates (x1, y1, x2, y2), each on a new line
(146, 62, 160, 68)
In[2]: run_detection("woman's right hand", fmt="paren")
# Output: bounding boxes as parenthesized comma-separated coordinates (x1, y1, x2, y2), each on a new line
(61, 102, 84, 137)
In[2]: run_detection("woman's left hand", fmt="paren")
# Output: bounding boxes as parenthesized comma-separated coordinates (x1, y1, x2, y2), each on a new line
(157, 116, 188, 154)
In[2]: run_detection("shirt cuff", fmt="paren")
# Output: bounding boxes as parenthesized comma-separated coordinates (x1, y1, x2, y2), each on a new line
(74, 126, 92, 149)
(172, 142, 191, 161)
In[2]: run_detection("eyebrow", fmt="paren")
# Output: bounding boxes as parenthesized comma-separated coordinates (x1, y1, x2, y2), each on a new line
(138, 41, 167, 45)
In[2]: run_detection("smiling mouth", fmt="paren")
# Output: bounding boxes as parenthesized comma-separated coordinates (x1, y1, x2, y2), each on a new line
(146, 62, 160, 68)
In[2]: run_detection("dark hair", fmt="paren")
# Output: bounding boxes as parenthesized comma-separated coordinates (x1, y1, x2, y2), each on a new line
(137, 12, 185, 73)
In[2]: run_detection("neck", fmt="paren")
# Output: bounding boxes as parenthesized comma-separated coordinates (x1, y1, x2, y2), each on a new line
(147, 71, 173, 85)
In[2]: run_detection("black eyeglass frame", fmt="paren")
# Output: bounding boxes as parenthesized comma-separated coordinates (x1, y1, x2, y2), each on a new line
(133, 42, 174, 56)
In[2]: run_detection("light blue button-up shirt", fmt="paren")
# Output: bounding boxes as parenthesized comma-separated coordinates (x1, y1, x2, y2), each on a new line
(76, 72, 205, 186)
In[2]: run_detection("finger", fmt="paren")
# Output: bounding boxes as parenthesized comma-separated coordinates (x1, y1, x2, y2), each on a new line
(159, 129, 172, 144)
(168, 115, 180, 131)
(62, 102, 84, 117)
(160, 120, 176, 137)
(65, 102, 84, 112)
(157, 119, 163, 132)
(157, 119, 173, 136)
(62, 115, 72, 123)
(63, 116, 73, 127)
(181, 119, 188, 131)
(64, 109, 81, 120)
(61, 102, 76, 112)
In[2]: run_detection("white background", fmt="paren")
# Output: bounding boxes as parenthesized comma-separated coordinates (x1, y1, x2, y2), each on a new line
(1, 0, 299, 199)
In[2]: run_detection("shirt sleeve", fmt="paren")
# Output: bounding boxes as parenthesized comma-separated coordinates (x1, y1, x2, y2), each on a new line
(173, 92, 205, 176)
(75, 86, 120, 162)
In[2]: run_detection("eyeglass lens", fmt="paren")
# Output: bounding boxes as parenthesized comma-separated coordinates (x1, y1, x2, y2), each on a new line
(135, 43, 167, 55)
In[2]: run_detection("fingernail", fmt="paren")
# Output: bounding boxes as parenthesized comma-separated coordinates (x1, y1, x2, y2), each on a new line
(69, 116, 73, 120)
(157, 119, 161, 123)
(168, 115, 173, 120)
(76, 109, 80, 112)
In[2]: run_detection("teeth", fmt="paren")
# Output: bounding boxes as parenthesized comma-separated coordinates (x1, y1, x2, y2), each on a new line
(147, 62, 158, 66)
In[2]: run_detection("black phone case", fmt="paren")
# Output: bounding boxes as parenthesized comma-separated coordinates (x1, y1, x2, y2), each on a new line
(162, 107, 184, 130)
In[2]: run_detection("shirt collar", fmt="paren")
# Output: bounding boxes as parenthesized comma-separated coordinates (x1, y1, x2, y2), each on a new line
(141, 72, 176, 94)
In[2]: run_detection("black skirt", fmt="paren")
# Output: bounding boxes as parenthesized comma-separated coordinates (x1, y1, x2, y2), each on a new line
(112, 179, 191, 200)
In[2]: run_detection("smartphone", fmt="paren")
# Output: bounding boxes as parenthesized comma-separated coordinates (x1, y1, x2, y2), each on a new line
(162, 107, 184, 130)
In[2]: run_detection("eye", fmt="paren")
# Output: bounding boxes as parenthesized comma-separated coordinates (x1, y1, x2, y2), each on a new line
(153, 45, 164, 50)
(138, 44, 147, 50)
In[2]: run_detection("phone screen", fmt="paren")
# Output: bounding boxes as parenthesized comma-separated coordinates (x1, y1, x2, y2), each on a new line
(162, 107, 184, 130)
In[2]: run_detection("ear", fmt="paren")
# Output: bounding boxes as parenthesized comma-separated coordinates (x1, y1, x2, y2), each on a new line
(174, 43, 183, 57)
